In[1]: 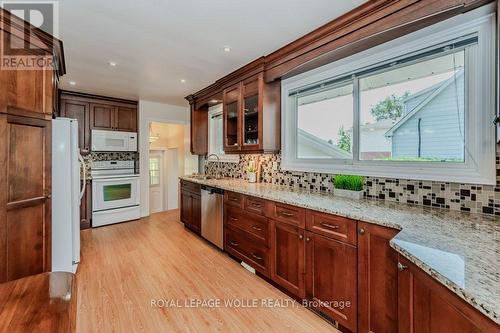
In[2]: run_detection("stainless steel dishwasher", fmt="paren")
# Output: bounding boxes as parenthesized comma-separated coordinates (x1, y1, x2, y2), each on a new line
(201, 185, 224, 249)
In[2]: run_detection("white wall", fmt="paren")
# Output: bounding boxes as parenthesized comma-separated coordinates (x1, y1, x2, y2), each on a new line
(139, 100, 197, 217)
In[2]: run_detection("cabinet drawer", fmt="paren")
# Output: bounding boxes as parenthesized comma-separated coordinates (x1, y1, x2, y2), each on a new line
(265, 202, 305, 228)
(224, 191, 244, 209)
(225, 227, 269, 277)
(244, 196, 266, 215)
(226, 207, 269, 244)
(180, 180, 200, 194)
(306, 210, 357, 246)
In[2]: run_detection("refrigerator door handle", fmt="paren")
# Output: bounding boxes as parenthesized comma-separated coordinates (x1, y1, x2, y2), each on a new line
(79, 153, 86, 200)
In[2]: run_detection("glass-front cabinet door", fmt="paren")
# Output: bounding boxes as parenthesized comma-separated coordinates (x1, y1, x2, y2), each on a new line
(223, 83, 241, 152)
(242, 75, 261, 151)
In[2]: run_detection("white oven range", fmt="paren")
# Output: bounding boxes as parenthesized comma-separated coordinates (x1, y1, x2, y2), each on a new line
(91, 160, 140, 227)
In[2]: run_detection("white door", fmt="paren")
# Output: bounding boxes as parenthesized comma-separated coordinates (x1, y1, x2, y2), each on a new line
(165, 148, 179, 209)
(149, 152, 163, 213)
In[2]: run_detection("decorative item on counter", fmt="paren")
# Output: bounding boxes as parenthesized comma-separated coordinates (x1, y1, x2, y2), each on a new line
(246, 161, 257, 183)
(333, 175, 365, 200)
(256, 158, 262, 183)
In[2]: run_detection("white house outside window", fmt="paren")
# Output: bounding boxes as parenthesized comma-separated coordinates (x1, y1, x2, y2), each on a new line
(281, 7, 496, 184)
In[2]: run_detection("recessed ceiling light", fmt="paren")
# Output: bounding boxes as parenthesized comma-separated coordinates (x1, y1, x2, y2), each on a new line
(223, 46, 231, 52)
(69, 81, 76, 86)
(180, 79, 186, 83)
(108, 61, 117, 67)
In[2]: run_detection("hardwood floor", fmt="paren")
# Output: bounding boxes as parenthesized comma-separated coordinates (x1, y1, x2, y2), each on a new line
(77, 210, 338, 332)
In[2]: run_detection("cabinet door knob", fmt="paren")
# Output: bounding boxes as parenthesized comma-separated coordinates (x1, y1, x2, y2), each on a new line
(299, 234, 303, 240)
(397, 262, 408, 271)
(306, 237, 311, 242)
(358, 228, 365, 235)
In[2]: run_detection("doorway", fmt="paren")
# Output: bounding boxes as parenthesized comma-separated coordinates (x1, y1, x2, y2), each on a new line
(148, 121, 197, 215)
(149, 151, 164, 213)
(149, 148, 179, 213)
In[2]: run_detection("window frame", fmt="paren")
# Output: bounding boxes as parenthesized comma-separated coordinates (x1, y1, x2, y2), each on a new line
(208, 104, 240, 163)
(149, 156, 161, 186)
(281, 7, 496, 185)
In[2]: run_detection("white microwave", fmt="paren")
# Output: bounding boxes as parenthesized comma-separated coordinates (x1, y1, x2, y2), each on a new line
(91, 130, 137, 152)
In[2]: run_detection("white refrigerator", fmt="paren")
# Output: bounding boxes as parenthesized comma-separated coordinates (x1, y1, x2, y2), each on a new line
(52, 118, 85, 273)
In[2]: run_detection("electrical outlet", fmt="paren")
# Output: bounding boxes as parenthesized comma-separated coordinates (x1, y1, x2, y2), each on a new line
(272, 161, 278, 171)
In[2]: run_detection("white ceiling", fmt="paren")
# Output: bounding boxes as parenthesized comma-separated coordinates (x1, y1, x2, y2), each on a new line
(58, 0, 366, 106)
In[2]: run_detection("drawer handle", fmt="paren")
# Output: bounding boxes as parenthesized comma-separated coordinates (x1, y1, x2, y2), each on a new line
(251, 202, 262, 208)
(252, 253, 263, 261)
(320, 223, 339, 230)
(230, 197, 239, 202)
(229, 240, 239, 247)
(279, 211, 294, 217)
(230, 216, 239, 221)
(251, 225, 262, 231)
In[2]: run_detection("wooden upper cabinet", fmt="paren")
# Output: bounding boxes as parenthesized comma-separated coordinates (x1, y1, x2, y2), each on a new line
(115, 106, 137, 132)
(241, 75, 260, 152)
(0, 66, 54, 116)
(358, 222, 399, 333)
(223, 83, 241, 153)
(60, 97, 90, 153)
(59, 93, 138, 134)
(305, 231, 357, 333)
(270, 220, 306, 298)
(90, 103, 114, 130)
(222, 72, 280, 154)
(397, 256, 498, 333)
(190, 105, 208, 155)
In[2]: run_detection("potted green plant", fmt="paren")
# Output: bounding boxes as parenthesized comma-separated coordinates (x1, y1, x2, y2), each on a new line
(333, 175, 365, 199)
(246, 163, 257, 183)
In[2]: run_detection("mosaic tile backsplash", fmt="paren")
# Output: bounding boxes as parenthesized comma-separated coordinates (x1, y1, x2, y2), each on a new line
(83, 152, 139, 178)
(205, 152, 500, 216)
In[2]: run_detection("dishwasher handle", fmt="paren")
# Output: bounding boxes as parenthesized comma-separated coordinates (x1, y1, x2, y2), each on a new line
(201, 185, 224, 195)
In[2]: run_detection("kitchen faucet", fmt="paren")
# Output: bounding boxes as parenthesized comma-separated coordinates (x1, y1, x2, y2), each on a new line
(207, 153, 222, 179)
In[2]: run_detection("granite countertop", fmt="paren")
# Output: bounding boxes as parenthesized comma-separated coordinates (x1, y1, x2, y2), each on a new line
(180, 176, 500, 324)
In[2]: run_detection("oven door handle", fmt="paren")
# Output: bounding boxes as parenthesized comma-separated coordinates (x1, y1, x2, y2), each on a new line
(92, 176, 140, 182)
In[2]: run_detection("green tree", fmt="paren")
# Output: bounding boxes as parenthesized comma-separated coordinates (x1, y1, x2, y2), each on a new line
(337, 126, 351, 153)
(370, 92, 410, 121)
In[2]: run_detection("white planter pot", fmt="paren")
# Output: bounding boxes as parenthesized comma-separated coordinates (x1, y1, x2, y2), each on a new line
(248, 172, 257, 183)
(334, 188, 364, 200)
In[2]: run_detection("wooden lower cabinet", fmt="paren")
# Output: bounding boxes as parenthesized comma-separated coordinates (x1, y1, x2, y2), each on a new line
(305, 231, 357, 333)
(398, 256, 498, 333)
(0, 114, 52, 282)
(191, 194, 201, 234)
(357, 222, 399, 333)
(184, 186, 497, 333)
(270, 220, 306, 298)
(225, 226, 269, 277)
(80, 180, 92, 229)
(180, 183, 201, 235)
